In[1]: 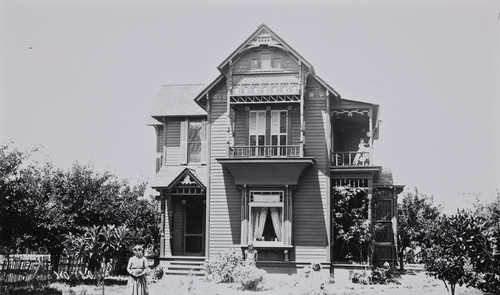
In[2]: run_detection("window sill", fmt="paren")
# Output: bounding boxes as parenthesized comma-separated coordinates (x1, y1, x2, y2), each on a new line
(240, 243, 293, 250)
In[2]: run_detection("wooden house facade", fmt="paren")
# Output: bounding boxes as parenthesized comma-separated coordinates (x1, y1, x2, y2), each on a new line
(148, 24, 404, 275)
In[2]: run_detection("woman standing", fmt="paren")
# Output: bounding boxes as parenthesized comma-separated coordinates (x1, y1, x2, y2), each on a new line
(127, 245, 149, 295)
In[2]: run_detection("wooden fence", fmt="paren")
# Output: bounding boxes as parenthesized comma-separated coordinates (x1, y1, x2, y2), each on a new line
(0, 255, 92, 286)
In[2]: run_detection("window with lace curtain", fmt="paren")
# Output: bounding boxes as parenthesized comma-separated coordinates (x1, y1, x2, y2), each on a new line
(249, 191, 284, 243)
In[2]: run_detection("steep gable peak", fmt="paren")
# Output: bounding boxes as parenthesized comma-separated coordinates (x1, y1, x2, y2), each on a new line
(218, 24, 315, 75)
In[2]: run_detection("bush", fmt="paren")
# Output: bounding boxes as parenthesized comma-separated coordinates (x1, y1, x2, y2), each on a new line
(204, 249, 244, 283)
(233, 265, 266, 290)
(147, 266, 164, 281)
(2, 286, 62, 295)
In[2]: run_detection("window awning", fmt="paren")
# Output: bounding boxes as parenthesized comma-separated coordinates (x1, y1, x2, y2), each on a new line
(217, 158, 314, 186)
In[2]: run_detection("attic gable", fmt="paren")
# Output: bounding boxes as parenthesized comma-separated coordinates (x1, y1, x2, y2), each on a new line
(218, 24, 315, 75)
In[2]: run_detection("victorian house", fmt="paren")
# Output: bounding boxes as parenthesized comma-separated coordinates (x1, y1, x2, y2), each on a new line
(148, 24, 404, 275)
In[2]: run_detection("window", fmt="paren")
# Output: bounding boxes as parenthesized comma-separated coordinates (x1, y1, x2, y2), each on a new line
(188, 121, 202, 163)
(261, 54, 272, 69)
(180, 120, 206, 164)
(273, 58, 281, 69)
(249, 191, 284, 243)
(249, 111, 266, 156)
(271, 110, 287, 155)
(250, 59, 259, 70)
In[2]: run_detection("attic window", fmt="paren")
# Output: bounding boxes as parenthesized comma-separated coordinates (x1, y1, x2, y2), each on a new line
(250, 55, 281, 70)
(250, 59, 259, 70)
(273, 58, 281, 69)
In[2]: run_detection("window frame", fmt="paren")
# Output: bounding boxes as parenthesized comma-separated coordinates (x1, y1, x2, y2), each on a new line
(248, 191, 285, 245)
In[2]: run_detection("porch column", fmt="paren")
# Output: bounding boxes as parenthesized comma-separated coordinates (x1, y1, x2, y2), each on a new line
(299, 62, 305, 157)
(240, 185, 248, 245)
(367, 180, 373, 265)
(163, 195, 173, 257)
(160, 198, 165, 257)
(368, 110, 373, 163)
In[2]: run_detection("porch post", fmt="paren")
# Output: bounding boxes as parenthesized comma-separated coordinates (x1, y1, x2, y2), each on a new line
(160, 198, 165, 257)
(240, 185, 248, 245)
(367, 180, 374, 265)
(299, 62, 305, 157)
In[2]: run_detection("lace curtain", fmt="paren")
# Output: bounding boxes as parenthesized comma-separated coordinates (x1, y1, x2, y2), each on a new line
(269, 207, 282, 242)
(251, 207, 268, 240)
(250, 207, 283, 242)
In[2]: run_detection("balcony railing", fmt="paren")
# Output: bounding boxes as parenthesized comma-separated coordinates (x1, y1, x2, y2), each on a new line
(229, 145, 301, 158)
(331, 151, 372, 166)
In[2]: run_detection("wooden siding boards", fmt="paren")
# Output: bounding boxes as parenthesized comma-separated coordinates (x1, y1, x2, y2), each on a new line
(208, 85, 242, 258)
(292, 87, 330, 262)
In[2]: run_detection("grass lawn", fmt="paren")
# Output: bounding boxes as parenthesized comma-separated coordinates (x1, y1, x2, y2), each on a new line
(49, 270, 485, 295)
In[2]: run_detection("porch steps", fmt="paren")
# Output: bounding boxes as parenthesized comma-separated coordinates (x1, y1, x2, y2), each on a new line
(162, 256, 206, 276)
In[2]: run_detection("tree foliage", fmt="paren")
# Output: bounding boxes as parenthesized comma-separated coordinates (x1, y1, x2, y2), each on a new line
(423, 210, 497, 295)
(0, 143, 158, 272)
(332, 186, 371, 263)
(396, 188, 441, 268)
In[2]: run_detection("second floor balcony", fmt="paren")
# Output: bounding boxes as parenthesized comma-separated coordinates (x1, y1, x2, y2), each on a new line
(331, 150, 373, 166)
(229, 145, 301, 158)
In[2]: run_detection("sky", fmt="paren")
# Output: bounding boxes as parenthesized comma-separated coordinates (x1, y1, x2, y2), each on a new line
(1, 0, 499, 213)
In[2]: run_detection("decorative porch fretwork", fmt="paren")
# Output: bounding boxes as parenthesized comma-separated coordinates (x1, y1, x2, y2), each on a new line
(332, 109, 370, 117)
(230, 95, 300, 104)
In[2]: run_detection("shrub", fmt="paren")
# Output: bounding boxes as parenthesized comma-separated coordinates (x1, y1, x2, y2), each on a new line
(233, 265, 266, 290)
(147, 266, 164, 281)
(204, 249, 244, 283)
(2, 286, 63, 295)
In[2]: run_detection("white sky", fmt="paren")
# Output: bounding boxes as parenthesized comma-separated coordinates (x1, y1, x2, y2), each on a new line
(1, 0, 499, 213)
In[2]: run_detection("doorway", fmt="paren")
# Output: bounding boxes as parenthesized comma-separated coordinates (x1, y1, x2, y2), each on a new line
(184, 202, 205, 255)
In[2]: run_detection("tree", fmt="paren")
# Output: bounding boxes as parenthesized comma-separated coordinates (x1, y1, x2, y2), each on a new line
(423, 210, 495, 295)
(471, 192, 500, 293)
(0, 144, 45, 253)
(397, 188, 441, 269)
(0, 143, 158, 273)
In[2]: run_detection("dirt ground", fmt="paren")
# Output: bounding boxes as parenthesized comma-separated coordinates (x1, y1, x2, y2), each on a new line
(51, 270, 485, 295)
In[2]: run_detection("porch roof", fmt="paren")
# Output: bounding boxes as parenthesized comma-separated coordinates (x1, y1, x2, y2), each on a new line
(150, 166, 207, 189)
(150, 84, 207, 118)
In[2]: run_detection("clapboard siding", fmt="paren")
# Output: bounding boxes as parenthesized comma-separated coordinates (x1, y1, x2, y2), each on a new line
(292, 88, 330, 262)
(165, 120, 181, 165)
(208, 86, 242, 258)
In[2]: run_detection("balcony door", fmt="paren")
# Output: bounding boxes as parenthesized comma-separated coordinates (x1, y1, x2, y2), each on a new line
(271, 110, 287, 156)
(249, 110, 266, 156)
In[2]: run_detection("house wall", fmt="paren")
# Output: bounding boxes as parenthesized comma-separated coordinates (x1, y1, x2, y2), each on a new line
(208, 85, 242, 258)
(292, 86, 330, 262)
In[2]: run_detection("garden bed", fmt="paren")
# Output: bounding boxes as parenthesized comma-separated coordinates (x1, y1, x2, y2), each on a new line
(33, 270, 485, 295)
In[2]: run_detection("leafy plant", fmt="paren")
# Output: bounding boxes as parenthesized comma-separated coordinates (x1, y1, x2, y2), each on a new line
(423, 210, 495, 295)
(233, 265, 266, 290)
(396, 188, 441, 269)
(204, 249, 244, 283)
(332, 186, 372, 264)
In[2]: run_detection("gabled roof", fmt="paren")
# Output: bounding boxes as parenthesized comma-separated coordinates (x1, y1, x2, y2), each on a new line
(150, 84, 207, 118)
(195, 24, 341, 106)
(218, 24, 315, 75)
(150, 166, 207, 189)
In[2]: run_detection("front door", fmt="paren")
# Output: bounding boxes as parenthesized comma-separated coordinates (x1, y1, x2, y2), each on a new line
(184, 203, 205, 255)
